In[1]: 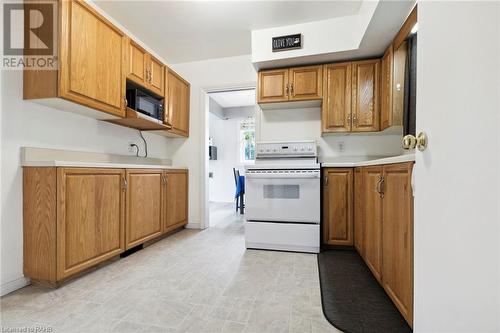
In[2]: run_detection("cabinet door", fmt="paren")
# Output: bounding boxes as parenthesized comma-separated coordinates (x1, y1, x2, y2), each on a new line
(352, 59, 380, 132)
(148, 55, 165, 97)
(258, 69, 289, 103)
(322, 62, 352, 133)
(382, 163, 414, 326)
(59, 1, 125, 117)
(164, 170, 189, 232)
(380, 46, 394, 130)
(128, 40, 148, 86)
(322, 168, 353, 246)
(166, 70, 190, 137)
(289, 65, 323, 101)
(125, 170, 163, 249)
(56, 168, 125, 280)
(363, 166, 383, 282)
(354, 167, 364, 256)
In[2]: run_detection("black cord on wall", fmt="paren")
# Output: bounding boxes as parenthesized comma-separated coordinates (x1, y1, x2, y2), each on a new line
(138, 130, 148, 158)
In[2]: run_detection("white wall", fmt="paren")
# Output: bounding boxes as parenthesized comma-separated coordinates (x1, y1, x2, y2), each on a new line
(0, 70, 172, 295)
(414, 2, 500, 331)
(170, 54, 405, 229)
(208, 113, 240, 203)
(251, 1, 378, 68)
(258, 107, 403, 157)
(169, 55, 257, 229)
(0, 1, 175, 295)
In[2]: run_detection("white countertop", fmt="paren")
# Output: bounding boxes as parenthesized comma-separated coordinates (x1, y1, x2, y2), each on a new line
(20, 147, 187, 170)
(320, 154, 415, 167)
(22, 160, 187, 169)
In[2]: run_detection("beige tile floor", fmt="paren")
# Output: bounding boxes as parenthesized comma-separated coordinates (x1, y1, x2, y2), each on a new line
(0, 202, 339, 333)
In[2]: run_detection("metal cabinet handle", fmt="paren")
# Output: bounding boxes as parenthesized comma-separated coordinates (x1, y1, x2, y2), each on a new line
(290, 83, 294, 95)
(379, 176, 385, 198)
(324, 176, 328, 186)
(124, 97, 128, 108)
(162, 175, 168, 185)
(285, 84, 289, 96)
(122, 177, 128, 191)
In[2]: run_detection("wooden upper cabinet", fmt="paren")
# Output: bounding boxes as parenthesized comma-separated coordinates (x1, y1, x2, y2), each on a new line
(125, 169, 163, 249)
(322, 62, 352, 133)
(258, 69, 289, 103)
(166, 69, 190, 137)
(289, 65, 323, 101)
(351, 59, 380, 132)
(127, 40, 148, 86)
(126, 39, 165, 96)
(148, 55, 165, 96)
(322, 168, 353, 246)
(58, 0, 125, 117)
(380, 46, 394, 130)
(363, 166, 383, 282)
(164, 170, 189, 232)
(354, 167, 364, 256)
(258, 66, 323, 104)
(382, 163, 414, 326)
(56, 168, 125, 280)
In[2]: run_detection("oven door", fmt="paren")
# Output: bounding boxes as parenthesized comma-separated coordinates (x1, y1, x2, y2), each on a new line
(245, 169, 320, 223)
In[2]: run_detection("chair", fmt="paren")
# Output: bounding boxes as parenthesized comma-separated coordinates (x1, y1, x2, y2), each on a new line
(233, 168, 244, 214)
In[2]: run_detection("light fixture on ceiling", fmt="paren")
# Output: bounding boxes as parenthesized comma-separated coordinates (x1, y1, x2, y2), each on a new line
(411, 22, 418, 34)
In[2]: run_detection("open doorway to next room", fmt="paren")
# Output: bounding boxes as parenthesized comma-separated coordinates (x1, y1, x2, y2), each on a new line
(207, 89, 256, 228)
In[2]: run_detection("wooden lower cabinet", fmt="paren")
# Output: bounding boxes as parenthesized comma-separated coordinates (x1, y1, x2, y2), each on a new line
(381, 163, 414, 325)
(164, 170, 189, 232)
(353, 167, 364, 256)
(125, 169, 163, 249)
(23, 166, 188, 285)
(322, 168, 353, 246)
(350, 162, 414, 327)
(23, 167, 126, 284)
(57, 168, 126, 280)
(362, 166, 384, 282)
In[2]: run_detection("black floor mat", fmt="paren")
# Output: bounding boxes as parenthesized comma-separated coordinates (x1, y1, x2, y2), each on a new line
(318, 249, 412, 333)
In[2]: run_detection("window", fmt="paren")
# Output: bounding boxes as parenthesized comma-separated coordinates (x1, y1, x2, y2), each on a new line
(240, 118, 255, 163)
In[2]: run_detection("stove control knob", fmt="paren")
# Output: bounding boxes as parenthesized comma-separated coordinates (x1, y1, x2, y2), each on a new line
(301, 147, 305, 151)
(308, 147, 312, 151)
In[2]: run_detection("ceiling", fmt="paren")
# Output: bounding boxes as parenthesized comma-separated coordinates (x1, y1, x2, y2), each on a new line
(93, 1, 363, 64)
(209, 89, 255, 108)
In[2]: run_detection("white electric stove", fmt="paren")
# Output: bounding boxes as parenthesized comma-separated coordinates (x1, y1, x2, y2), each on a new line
(244, 140, 320, 253)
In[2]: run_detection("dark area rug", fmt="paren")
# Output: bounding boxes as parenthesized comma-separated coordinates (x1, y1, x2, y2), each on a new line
(318, 249, 412, 333)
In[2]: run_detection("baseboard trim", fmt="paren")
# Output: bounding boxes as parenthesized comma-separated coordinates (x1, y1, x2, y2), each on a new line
(185, 222, 202, 229)
(1, 277, 30, 296)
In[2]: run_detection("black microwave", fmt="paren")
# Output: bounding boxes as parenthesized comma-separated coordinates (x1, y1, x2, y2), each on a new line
(126, 87, 164, 121)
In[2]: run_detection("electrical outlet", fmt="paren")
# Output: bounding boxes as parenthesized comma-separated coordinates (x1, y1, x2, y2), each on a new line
(338, 141, 345, 152)
(128, 142, 136, 153)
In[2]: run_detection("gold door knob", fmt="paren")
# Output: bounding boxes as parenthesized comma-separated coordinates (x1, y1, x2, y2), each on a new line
(416, 132, 428, 151)
(402, 135, 417, 150)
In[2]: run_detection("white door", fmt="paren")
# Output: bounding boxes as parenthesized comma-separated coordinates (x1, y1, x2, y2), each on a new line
(414, 2, 500, 332)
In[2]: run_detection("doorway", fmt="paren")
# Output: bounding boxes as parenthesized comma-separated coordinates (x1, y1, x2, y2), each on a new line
(205, 88, 256, 228)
